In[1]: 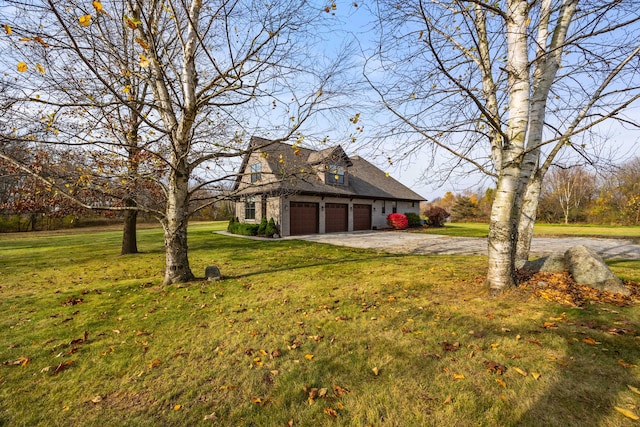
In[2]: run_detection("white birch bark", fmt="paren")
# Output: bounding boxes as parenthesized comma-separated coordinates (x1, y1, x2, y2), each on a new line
(515, 175, 542, 265)
(486, 0, 530, 292)
(515, 0, 578, 265)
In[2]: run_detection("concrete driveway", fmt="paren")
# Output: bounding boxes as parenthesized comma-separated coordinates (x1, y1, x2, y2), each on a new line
(285, 230, 640, 260)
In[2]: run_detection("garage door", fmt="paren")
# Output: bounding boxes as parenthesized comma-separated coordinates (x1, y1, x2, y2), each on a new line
(325, 203, 348, 233)
(353, 204, 372, 231)
(290, 202, 319, 235)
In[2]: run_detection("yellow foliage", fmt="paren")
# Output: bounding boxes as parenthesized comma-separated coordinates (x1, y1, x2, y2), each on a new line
(135, 37, 149, 49)
(139, 54, 150, 68)
(17, 62, 28, 72)
(78, 15, 91, 26)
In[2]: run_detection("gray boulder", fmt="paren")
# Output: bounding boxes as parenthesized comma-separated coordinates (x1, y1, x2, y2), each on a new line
(205, 265, 222, 281)
(564, 245, 630, 296)
(520, 254, 566, 273)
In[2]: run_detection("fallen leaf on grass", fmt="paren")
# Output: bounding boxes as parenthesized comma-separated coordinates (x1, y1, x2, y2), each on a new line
(173, 404, 181, 411)
(495, 378, 506, 388)
(203, 412, 217, 421)
(513, 367, 527, 376)
(619, 360, 637, 369)
(542, 322, 558, 329)
(527, 339, 542, 347)
(628, 385, 640, 395)
(440, 341, 460, 352)
(531, 372, 541, 380)
(582, 337, 600, 345)
(2, 357, 30, 367)
(452, 373, 465, 380)
(90, 396, 102, 404)
(62, 296, 83, 306)
(304, 354, 314, 361)
(323, 407, 338, 418)
(53, 360, 74, 375)
(423, 353, 442, 359)
(69, 331, 89, 346)
(614, 406, 639, 421)
(148, 359, 160, 369)
(304, 386, 329, 404)
(334, 385, 350, 397)
(484, 361, 507, 375)
(372, 366, 379, 376)
(443, 395, 454, 405)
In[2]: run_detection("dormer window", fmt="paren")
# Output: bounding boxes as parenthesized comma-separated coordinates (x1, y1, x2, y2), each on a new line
(250, 163, 262, 183)
(326, 164, 345, 185)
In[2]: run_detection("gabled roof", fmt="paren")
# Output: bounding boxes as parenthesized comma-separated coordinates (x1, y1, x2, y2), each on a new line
(234, 137, 426, 202)
(308, 146, 353, 167)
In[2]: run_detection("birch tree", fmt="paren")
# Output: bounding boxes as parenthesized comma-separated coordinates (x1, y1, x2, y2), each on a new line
(543, 166, 596, 224)
(367, 0, 640, 292)
(2, 0, 339, 284)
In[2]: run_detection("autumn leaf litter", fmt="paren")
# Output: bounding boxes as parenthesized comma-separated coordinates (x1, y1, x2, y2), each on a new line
(518, 270, 640, 307)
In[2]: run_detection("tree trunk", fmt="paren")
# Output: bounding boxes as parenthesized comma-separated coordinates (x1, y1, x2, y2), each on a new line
(486, 169, 520, 294)
(486, 0, 530, 294)
(515, 175, 542, 266)
(121, 198, 138, 255)
(162, 160, 195, 285)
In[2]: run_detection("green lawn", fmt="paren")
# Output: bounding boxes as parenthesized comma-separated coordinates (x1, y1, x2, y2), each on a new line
(1, 222, 639, 426)
(421, 222, 640, 241)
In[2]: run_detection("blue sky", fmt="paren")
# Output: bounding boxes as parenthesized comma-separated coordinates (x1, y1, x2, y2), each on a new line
(305, 1, 640, 201)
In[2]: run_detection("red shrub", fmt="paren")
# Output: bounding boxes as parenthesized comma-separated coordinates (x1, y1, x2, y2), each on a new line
(387, 213, 408, 230)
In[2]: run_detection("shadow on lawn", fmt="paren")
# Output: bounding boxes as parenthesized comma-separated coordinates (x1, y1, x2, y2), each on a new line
(223, 252, 398, 280)
(515, 307, 640, 426)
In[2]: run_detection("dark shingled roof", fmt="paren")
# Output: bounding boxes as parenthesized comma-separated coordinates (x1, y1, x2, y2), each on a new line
(234, 137, 426, 202)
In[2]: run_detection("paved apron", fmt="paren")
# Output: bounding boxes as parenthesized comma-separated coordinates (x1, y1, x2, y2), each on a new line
(285, 231, 640, 260)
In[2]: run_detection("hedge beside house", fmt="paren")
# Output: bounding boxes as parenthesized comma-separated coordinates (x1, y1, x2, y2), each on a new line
(227, 217, 278, 237)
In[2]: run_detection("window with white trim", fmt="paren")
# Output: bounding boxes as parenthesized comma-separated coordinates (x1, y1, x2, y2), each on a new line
(245, 197, 256, 220)
(250, 163, 262, 183)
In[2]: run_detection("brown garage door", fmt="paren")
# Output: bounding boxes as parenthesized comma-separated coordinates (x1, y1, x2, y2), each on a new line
(290, 202, 319, 235)
(325, 203, 348, 233)
(353, 204, 372, 231)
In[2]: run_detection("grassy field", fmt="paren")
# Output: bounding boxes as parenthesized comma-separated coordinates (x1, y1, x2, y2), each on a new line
(1, 222, 639, 426)
(421, 222, 640, 241)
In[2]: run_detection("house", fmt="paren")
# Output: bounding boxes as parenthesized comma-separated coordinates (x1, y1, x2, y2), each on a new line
(232, 137, 426, 236)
